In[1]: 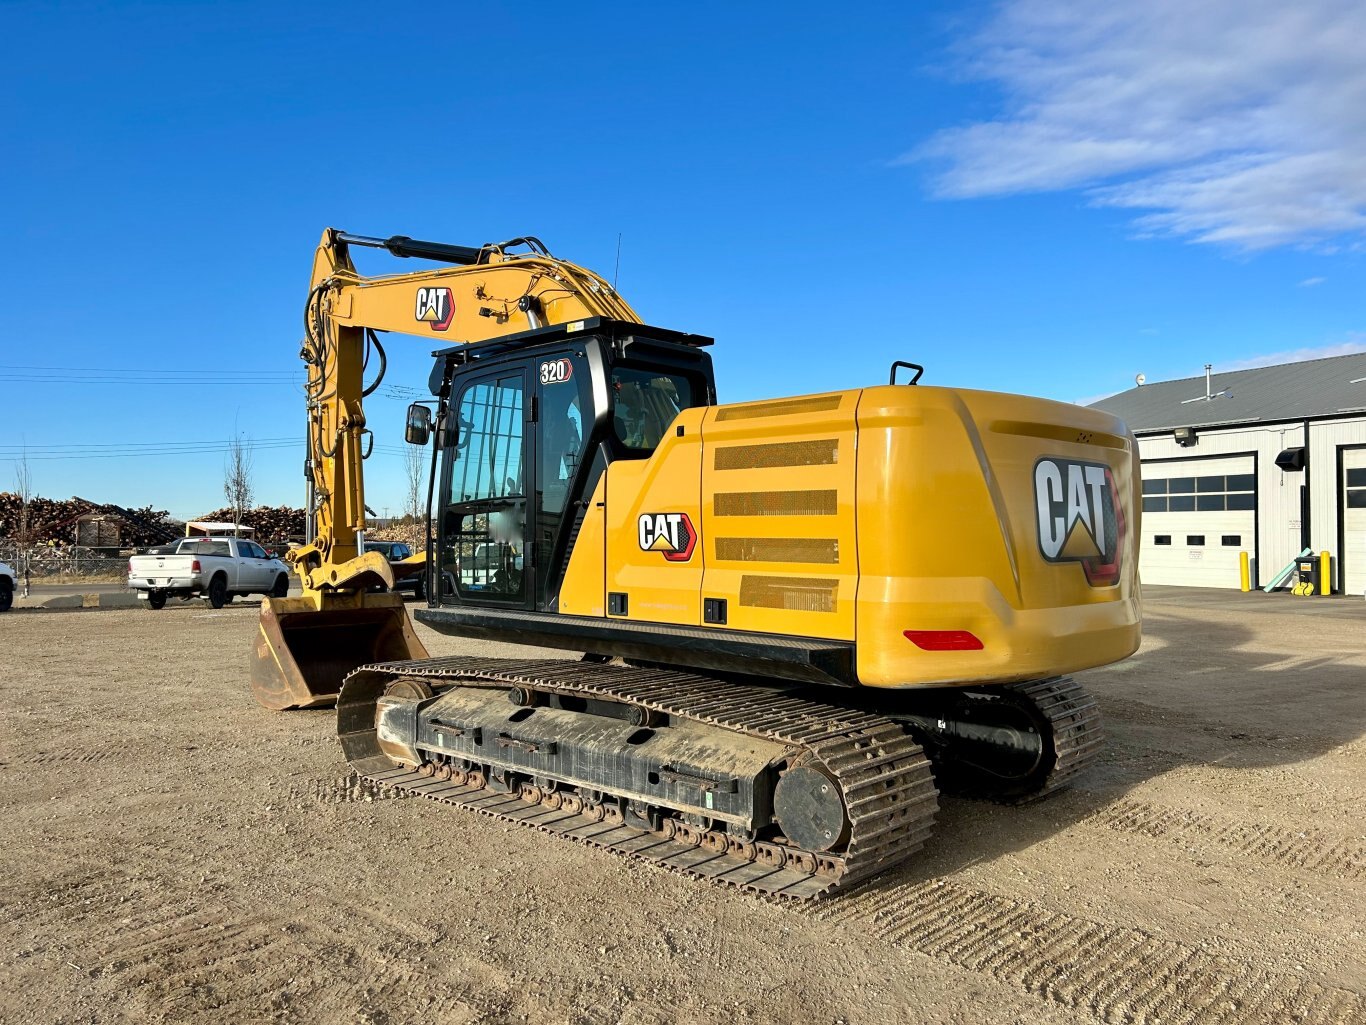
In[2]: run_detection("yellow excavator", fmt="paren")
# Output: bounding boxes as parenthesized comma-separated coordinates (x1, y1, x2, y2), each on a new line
(250, 228, 1141, 898)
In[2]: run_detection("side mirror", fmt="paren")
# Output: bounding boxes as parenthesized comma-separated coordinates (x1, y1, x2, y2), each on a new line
(405, 403, 433, 445)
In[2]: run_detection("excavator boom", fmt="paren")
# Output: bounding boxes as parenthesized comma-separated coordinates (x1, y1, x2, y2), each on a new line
(251, 228, 640, 709)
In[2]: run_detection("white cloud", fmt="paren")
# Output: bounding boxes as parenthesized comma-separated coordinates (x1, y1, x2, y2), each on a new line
(1299, 277, 1326, 287)
(908, 1, 1366, 250)
(1220, 336, 1366, 371)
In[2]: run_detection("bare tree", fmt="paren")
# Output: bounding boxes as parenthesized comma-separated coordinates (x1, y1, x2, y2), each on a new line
(13, 449, 33, 596)
(223, 434, 255, 536)
(404, 441, 426, 522)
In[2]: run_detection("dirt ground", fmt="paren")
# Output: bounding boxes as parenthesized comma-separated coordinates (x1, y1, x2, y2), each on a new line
(1, 589, 1362, 1025)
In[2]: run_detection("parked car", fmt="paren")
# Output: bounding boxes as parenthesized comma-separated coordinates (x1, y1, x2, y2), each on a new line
(127, 537, 291, 610)
(363, 540, 428, 598)
(0, 560, 14, 613)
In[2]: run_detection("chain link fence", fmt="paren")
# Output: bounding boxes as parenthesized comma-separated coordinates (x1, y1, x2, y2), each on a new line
(0, 541, 129, 584)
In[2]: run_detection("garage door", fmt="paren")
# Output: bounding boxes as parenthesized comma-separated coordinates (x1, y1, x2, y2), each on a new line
(1139, 456, 1256, 587)
(1344, 451, 1366, 597)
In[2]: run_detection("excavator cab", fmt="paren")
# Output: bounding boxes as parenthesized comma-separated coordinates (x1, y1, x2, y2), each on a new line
(423, 318, 715, 617)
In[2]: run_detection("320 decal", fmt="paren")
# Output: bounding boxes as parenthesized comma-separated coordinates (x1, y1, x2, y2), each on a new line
(539, 358, 573, 385)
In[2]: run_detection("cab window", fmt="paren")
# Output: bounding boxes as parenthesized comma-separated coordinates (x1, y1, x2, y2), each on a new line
(611, 367, 693, 451)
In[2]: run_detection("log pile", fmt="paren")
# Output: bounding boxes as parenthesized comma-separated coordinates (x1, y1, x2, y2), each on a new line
(0, 492, 179, 547)
(369, 522, 426, 549)
(192, 506, 306, 543)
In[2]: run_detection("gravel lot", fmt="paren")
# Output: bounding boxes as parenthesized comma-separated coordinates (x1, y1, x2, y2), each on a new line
(1, 590, 1362, 1024)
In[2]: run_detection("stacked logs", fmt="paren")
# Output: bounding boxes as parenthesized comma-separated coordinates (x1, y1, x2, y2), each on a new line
(0, 492, 179, 547)
(368, 521, 426, 549)
(192, 505, 306, 543)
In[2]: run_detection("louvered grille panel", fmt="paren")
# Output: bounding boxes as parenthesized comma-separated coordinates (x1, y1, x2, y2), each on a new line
(715, 395, 842, 421)
(713, 490, 838, 517)
(713, 439, 839, 470)
(739, 576, 838, 613)
(715, 538, 839, 564)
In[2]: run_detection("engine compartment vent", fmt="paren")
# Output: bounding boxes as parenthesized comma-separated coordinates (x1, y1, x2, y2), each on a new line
(714, 439, 839, 470)
(713, 490, 838, 517)
(715, 395, 842, 421)
(739, 576, 838, 613)
(716, 538, 839, 564)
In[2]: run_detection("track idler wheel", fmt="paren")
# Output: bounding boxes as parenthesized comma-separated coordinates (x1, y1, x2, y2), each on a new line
(773, 764, 850, 853)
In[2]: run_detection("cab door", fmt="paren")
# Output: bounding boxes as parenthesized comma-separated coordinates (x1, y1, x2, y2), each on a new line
(440, 369, 531, 608)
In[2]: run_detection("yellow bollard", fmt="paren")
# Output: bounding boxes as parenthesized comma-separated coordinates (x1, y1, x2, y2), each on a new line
(1319, 550, 1331, 595)
(1239, 551, 1251, 592)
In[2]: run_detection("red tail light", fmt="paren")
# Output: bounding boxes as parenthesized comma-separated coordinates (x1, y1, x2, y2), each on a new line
(127, 560, 134, 575)
(903, 630, 984, 651)
(192, 559, 202, 572)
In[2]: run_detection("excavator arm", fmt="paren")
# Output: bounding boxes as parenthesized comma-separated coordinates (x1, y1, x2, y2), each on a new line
(250, 228, 641, 710)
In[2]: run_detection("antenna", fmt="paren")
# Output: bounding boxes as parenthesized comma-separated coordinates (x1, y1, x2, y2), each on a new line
(1135, 373, 1146, 386)
(613, 233, 622, 291)
(1180, 363, 1232, 404)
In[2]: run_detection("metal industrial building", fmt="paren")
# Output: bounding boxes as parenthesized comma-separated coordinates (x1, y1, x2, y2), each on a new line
(1091, 353, 1366, 594)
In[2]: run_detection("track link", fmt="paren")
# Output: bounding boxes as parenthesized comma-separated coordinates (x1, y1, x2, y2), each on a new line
(340, 657, 940, 900)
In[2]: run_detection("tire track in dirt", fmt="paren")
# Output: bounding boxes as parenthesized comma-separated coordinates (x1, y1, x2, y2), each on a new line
(10, 746, 116, 767)
(1086, 797, 1366, 880)
(813, 878, 1366, 1025)
(289, 771, 413, 804)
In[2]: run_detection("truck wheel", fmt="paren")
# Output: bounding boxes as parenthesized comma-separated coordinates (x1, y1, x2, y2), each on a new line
(147, 591, 168, 610)
(272, 574, 289, 598)
(413, 574, 426, 601)
(206, 575, 228, 609)
(0, 581, 12, 613)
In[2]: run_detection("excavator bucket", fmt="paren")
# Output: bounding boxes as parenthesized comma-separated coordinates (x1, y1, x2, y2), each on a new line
(250, 590, 429, 710)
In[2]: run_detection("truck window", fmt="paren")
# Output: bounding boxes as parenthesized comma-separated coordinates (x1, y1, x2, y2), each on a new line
(611, 367, 692, 451)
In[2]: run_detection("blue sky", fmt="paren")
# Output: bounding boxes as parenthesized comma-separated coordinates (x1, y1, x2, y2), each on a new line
(3, 0, 1363, 518)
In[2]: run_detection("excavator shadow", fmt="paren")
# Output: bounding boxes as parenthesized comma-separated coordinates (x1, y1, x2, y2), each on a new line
(832, 599, 1366, 895)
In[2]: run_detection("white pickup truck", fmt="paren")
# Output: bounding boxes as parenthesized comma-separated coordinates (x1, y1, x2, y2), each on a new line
(128, 537, 291, 610)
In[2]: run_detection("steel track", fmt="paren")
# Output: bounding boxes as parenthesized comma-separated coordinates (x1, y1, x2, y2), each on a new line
(341, 657, 940, 900)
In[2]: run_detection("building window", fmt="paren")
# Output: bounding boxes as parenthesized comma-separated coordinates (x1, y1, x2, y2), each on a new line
(1221, 535, 1241, 546)
(1154, 535, 1172, 545)
(1347, 467, 1366, 508)
(1187, 535, 1205, 546)
(1139, 472, 1254, 513)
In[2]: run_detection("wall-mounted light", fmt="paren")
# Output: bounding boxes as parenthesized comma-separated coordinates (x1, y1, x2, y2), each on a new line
(1174, 426, 1197, 447)
(1275, 447, 1305, 472)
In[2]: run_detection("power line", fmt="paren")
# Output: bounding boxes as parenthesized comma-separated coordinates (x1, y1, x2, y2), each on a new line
(0, 437, 297, 453)
(10, 441, 303, 461)
(0, 376, 303, 387)
(0, 364, 299, 377)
